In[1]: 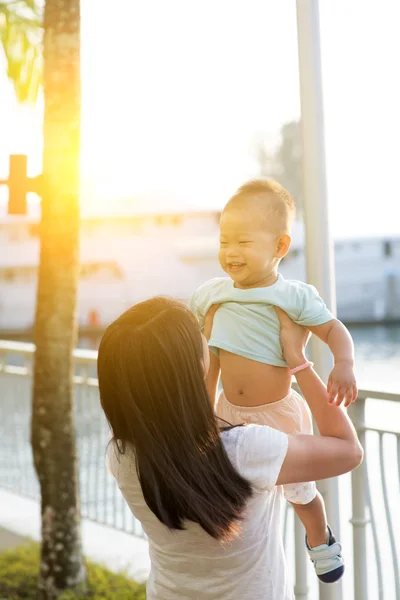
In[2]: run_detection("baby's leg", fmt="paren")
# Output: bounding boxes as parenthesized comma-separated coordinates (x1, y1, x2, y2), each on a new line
(282, 392, 344, 582)
(290, 491, 328, 547)
(279, 391, 328, 545)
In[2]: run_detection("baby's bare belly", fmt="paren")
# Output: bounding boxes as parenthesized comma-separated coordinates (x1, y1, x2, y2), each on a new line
(219, 349, 292, 406)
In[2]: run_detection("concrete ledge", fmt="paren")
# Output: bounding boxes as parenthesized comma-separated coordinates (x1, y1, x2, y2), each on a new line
(0, 489, 150, 583)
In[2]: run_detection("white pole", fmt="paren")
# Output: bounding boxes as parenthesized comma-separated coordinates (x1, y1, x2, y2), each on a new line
(348, 398, 368, 600)
(295, 2, 342, 600)
(294, 518, 309, 600)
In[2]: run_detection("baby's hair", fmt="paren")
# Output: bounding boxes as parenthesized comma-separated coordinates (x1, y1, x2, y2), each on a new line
(223, 178, 296, 234)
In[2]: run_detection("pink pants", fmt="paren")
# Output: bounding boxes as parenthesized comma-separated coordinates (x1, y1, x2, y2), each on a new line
(216, 389, 316, 505)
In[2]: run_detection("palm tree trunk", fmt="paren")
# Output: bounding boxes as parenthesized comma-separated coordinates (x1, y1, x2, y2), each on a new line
(31, 0, 85, 598)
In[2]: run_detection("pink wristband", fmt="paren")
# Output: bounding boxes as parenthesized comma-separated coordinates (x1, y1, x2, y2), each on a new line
(289, 361, 314, 376)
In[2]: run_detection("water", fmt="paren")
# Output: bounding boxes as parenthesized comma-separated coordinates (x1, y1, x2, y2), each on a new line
(349, 324, 400, 394)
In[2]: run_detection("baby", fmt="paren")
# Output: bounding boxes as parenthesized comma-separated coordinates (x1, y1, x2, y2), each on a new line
(188, 178, 357, 584)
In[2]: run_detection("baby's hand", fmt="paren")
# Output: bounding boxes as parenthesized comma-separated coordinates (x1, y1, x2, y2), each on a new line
(204, 304, 221, 341)
(327, 362, 358, 407)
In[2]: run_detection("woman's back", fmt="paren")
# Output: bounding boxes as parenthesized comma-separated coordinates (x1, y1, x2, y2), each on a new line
(107, 424, 294, 600)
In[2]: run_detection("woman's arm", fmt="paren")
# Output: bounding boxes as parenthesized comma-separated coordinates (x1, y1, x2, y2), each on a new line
(204, 304, 221, 406)
(277, 367, 362, 485)
(275, 307, 363, 485)
(206, 352, 221, 407)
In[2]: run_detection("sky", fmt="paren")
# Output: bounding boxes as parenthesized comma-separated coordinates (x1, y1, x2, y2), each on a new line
(1, 0, 400, 238)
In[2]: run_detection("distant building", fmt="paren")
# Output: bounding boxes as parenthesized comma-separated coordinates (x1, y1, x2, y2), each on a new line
(0, 211, 399, 332)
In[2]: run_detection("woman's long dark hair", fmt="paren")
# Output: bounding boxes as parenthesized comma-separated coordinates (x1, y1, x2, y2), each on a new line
(97, 297, 252, 541)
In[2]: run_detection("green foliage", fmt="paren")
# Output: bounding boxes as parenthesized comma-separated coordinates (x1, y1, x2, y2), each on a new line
(0, 542, 146, 599)
(0, 0, 43, 102)
(255, 120, 303, 216)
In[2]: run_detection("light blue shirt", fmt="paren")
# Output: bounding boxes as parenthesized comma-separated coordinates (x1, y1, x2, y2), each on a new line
(188, 274, 334, 367)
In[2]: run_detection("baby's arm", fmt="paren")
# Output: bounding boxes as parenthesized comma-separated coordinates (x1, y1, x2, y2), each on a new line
(309, 319, 357, 407)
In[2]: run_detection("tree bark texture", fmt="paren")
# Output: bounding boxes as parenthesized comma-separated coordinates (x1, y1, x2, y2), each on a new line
(31, 0, 84, 598)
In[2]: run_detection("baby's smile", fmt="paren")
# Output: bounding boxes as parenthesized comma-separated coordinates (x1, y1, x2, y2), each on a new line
(227, 261, 246, 273)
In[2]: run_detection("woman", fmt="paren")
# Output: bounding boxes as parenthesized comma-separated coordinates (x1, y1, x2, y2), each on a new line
(98, 297, 362, 600)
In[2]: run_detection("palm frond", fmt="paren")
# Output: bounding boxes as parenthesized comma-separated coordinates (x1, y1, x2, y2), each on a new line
(0, 0, 43, 103)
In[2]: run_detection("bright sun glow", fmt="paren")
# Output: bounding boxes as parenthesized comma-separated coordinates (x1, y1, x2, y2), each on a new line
(1, 0, 400, 235)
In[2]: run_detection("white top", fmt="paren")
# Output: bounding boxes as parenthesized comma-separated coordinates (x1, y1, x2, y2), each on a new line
(107, 424, 293, 600)
(188, 274, 334, 367)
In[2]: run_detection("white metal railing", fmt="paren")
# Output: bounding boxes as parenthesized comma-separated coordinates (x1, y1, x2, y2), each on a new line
(0, 340, 144, 537)
(0, 340, 399, 600)
(348, 392, 400, 600)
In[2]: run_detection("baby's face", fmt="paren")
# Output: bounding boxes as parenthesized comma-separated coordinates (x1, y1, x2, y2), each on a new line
(219, 209, 279, 288)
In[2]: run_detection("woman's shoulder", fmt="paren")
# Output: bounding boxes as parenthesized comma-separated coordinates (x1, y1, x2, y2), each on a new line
(106, 439, 136, 479)
(221, 424, 288, 492)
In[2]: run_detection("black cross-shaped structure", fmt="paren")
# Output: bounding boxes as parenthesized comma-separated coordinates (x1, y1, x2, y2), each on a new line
(0, 155, 42, 215)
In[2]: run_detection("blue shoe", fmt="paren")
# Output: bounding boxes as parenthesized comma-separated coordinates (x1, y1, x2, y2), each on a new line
(306, 525, 345, 583)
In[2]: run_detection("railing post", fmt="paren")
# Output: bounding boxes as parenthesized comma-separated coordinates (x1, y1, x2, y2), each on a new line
(294, 518, 309, 600)
(295, 3, 342, 597)
(349, 396, 368, 600)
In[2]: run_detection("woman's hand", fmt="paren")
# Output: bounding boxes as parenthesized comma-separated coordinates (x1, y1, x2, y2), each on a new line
(275, 307, 310, 369)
